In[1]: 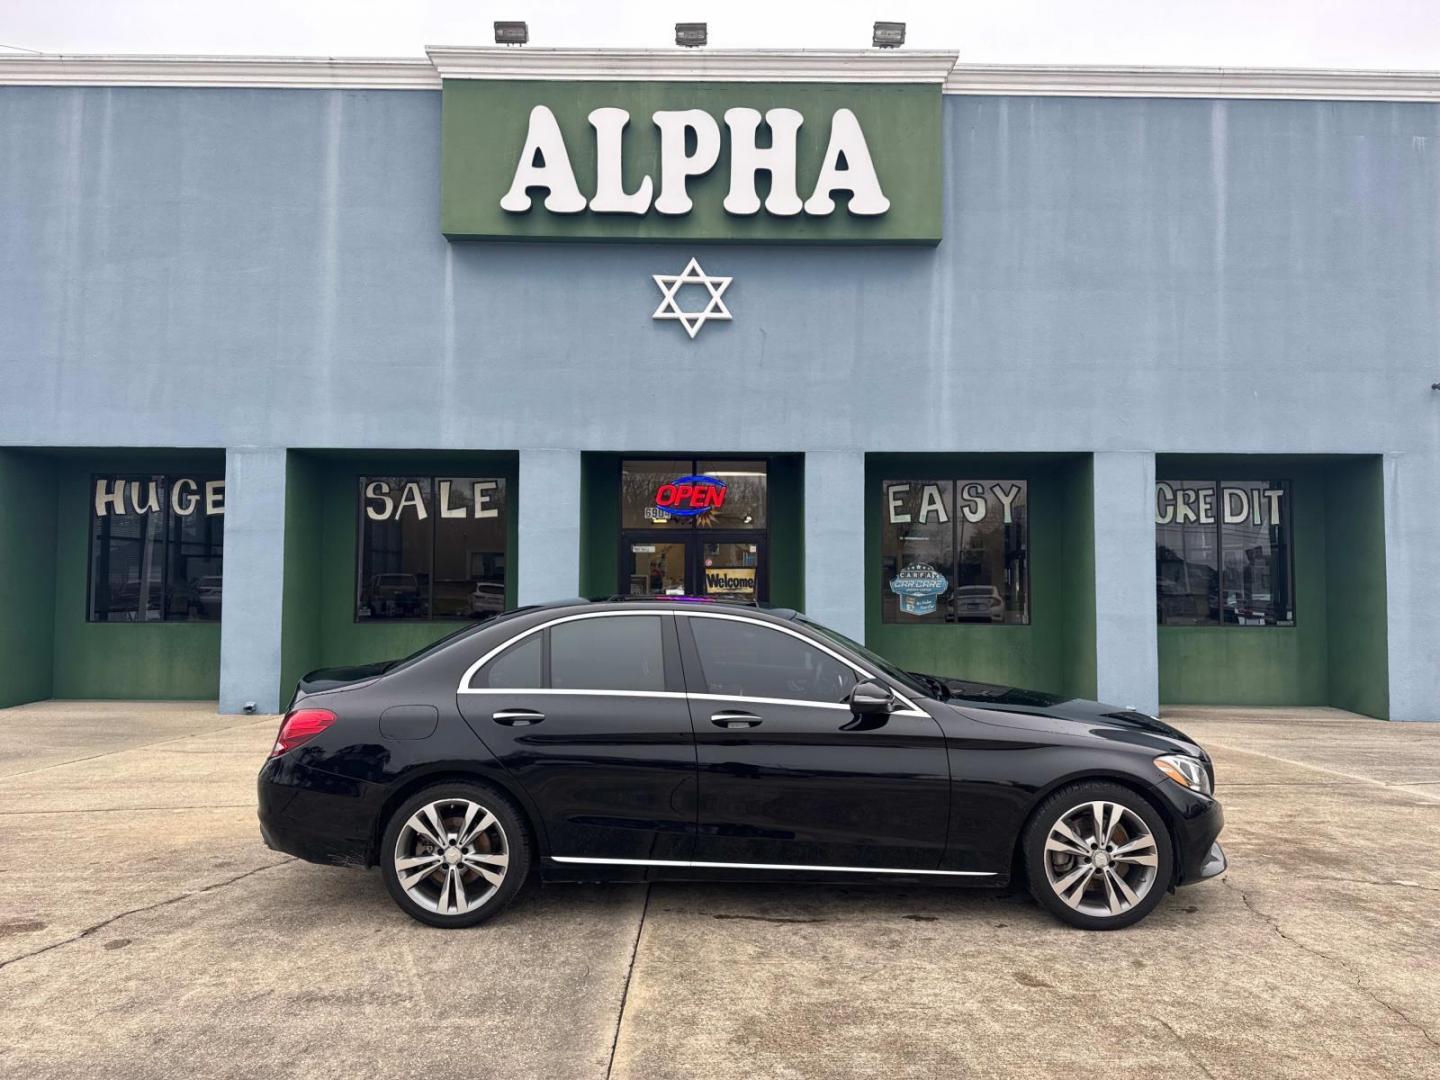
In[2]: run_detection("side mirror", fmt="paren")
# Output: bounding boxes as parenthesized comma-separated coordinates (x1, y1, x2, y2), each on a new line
(849, 679, 895, 715)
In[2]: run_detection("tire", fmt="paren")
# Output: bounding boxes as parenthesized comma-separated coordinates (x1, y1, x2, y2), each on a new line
(1023, 781, 1173, 931)
(380, 782, 532, 928)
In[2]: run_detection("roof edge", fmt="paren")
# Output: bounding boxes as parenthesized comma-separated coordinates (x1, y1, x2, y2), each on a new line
(0, 50, 1436, 102)
(425, 46, 959, 84)
(945, 62, 1440, 101)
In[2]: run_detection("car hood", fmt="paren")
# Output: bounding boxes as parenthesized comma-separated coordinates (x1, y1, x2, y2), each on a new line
(919, 673, 1203, 754)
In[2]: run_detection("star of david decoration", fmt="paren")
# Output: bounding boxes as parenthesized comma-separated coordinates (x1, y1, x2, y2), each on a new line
(651, 257, 733, 339)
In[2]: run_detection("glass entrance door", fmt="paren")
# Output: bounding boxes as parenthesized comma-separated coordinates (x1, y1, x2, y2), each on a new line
(623, 536, 767, 602)
(699, 541, 761, 601)
(619, 457, 770, 603)
(626, 541, 688, 597)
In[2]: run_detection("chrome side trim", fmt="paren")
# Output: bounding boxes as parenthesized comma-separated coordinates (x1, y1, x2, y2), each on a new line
(548, 856, 994, 877)
(459, 687, 687, 699)
(687, 692, 851, 712)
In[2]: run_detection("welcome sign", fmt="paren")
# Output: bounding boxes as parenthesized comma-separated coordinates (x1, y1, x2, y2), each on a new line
(440, 81, 942, 243)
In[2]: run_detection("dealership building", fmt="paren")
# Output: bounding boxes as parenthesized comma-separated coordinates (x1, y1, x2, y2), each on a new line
(1, 47, 1437, 720)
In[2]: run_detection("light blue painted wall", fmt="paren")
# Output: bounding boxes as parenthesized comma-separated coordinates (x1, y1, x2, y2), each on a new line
(1093, 452, 1160, 715)
(518, 448, 581, 605)
(218, 447, 288, 713)
(1, 87, 1436, 717)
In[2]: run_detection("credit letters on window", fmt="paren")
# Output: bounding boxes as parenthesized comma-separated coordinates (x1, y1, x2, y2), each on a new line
(1155, 481, 1294, 627)
(357, 477, 508, 621)
(89, 475, 224, 623)
(881, 481, 1029, 625)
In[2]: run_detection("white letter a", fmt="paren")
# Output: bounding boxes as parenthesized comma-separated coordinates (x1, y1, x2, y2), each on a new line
(804, 108, 890, 217)
(500, 106, 587, 214)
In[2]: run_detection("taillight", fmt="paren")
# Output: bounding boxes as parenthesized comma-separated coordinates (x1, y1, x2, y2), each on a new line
(270, 708, 337, 758)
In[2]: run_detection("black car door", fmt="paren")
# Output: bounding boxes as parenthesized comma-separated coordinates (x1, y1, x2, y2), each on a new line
(456, 611, 697, 864)
(678, 612, 951, 872)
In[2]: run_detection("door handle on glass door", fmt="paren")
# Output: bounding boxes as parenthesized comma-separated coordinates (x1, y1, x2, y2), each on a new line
(710, 711, 762, 729)
(492, 709, 545, 726)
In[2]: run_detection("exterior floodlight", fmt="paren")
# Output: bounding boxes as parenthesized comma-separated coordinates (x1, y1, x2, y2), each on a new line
(675, 23, 707, 48)
(873, 21, 906, 48)
(494, 21, 528, 46)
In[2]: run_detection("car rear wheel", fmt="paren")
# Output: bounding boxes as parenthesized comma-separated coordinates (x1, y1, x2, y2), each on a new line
(1023, 781, 1172, 930)
(380, 783, 530, 928)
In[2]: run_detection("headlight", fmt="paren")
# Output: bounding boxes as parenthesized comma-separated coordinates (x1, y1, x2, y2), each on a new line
(1154, 753, 1213, 796)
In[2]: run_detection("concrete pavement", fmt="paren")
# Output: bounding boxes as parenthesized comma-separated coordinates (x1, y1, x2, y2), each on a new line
(0, 701, 1436, 1079)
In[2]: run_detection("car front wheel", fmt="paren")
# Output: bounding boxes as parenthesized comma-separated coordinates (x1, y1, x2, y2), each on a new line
(380, 783, 530, 928)
(1023, 781, 1173, 930)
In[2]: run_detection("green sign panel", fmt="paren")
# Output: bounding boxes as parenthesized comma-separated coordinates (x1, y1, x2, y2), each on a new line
(440, 80, 942, 244)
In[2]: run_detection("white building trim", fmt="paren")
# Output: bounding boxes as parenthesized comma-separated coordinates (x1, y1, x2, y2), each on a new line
(0, 50, 1437, 103)
(943, 63, 1440, 102)
(0, 54, 440, 89)
(426, 46, 959, 84)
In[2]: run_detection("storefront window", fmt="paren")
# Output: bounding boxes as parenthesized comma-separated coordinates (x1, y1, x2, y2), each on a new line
(89, 475, 225, 622)
(621, 459, 766, 529)
(880, 480, 1029, 625)
(357, 477, 507, 621)
(1155, 480, 1293, 626)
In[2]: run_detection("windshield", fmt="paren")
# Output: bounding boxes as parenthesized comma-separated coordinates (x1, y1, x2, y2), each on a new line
(796, 617, 932, 699)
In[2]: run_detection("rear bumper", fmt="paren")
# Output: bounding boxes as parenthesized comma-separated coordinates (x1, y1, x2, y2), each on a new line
(257, 756, 379, 868)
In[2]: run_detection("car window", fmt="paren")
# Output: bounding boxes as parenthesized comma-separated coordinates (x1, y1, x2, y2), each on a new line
(550, 616, 666, 693)
(687, 617, 857, 704)
(476, 633, 542, 690)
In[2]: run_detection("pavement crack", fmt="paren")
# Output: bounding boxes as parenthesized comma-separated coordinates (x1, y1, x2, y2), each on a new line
(1152, 1015, 1218, 1079)
(604, 884, 650, 1080)
(0, 858, 294, 974)
(1223, 877, 1440, 1049)
(711, 913, 826, 924)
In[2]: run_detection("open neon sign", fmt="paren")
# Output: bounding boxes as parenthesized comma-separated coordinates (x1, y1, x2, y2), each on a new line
(654, 474, 728, 517)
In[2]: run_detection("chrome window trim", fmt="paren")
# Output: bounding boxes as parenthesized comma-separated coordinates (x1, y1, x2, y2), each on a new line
(677, 610, 927, 715)
(457, 610, 667, 693)
(456, 607, 931, 717)
(548, 856, 993, 877)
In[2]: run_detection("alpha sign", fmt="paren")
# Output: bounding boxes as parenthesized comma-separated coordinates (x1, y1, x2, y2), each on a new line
(501, 105, 890, 219)
(441, 81, 941, 243)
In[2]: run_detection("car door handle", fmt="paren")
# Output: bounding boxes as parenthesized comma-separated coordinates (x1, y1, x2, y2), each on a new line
(710, 710, 762, 729)
(492, 709, 545, 727)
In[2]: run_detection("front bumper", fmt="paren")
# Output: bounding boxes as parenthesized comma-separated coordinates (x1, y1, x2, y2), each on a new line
(1152, 781, 1226, 886)
(257, 756, 379, 868)
(1194, 841, 1227, 881)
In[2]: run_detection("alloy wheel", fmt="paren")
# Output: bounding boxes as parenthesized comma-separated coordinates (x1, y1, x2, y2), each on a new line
(392, 798, 510, 916)
(1042, 800, 1160, 918)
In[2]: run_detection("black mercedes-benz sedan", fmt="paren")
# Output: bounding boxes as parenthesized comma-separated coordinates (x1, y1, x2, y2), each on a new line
(258, 598, 1225, 931)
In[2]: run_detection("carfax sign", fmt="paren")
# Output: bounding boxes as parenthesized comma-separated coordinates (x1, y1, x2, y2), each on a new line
(440, 81, 942, 243)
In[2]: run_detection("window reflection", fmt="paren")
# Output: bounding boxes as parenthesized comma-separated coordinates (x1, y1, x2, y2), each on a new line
(357, 477, 507, 621)
(621, 459, 766, 530)
(880, 480, 1029, 625)
(89, 474, 224, 623)
(1155, 479, 1293, 627)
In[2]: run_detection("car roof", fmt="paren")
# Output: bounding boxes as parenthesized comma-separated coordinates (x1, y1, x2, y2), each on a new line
(519, 596, 801, 621)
